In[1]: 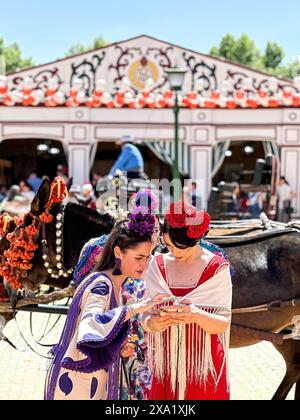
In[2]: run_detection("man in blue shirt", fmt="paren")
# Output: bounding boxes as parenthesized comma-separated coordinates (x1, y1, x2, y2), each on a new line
(109, 136, 145, 179)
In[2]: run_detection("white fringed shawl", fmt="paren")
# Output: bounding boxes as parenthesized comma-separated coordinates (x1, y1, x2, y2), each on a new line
(143, 255, 232, 400)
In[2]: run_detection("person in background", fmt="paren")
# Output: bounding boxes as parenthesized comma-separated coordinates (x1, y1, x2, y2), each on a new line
(91, 172, 103, 197)
(109, 136, 145, 179)
(19, 180, 35, 202)
(0, 186, 7, 203)
(277, 176, 296, 223)
(68, 185, 81, 204)
(27, 173, 43, 193)
(56, 165, 68, 183)
(227, 182, 240, 215)
(248, 192, 262, 218)
(77, 183, 97, 210)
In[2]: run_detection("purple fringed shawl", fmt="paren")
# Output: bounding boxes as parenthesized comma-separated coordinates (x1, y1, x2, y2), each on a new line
(45, 273, 129, 400)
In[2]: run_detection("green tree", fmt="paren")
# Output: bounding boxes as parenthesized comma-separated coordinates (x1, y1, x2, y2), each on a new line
(263, 42, 285, 69)
(65, 44, 89, 57)
(65, 36, 108, 57)
(0, 37, 34, 74)
(210, 33, 294, 80)
(211, 34, 259, 67)
(235, 34, 259, 67)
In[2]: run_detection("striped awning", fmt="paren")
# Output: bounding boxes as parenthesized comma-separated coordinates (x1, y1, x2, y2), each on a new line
(145, 141, 191, 177)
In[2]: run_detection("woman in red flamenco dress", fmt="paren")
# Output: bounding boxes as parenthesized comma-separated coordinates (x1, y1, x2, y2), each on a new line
(142, 202, 232, 400)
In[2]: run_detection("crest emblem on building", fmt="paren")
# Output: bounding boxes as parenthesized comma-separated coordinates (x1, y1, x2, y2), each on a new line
(129, 57, 159, 90)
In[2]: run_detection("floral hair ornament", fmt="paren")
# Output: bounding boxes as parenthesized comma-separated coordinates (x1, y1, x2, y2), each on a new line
(128, 206, 156, 237)
(166, 202, 211, 239)
(131, 190, 159, 213)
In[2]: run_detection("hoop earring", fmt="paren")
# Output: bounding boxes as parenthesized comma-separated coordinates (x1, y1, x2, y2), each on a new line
(112, 258, 122, 275)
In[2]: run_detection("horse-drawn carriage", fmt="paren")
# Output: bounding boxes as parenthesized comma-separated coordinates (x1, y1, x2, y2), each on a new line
(208, 154, 280, 221)
(0, 177, 299, 400)
(95, 172, 162, 216)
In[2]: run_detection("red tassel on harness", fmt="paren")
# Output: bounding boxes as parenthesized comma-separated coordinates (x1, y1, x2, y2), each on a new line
(0, 213, 12, 238)
(46, 177, 67, 208)
(40, 177, 67, 223)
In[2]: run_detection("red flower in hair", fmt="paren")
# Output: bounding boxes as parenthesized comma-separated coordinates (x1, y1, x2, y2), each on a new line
(166, 202, 187, 228)
(187, 212, 211, 239)
(167, 202, 211, 239)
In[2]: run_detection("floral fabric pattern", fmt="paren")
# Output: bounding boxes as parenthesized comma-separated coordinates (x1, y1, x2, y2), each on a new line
(119, 277, 151, 400)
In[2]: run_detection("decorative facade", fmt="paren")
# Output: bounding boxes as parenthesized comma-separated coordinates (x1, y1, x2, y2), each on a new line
(0, 35, 300, 216)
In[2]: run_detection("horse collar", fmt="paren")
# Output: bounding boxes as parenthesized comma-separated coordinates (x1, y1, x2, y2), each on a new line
(41, 204, 73, 280)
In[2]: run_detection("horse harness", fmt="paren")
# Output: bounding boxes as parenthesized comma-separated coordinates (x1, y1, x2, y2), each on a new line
(231, 298, 300, 345)
(41, 204, 73, 280)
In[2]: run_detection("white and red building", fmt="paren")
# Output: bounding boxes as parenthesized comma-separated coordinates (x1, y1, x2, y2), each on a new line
(0, 35, 300, 216)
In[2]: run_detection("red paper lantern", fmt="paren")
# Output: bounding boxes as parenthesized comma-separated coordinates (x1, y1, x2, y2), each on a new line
(187, 92, 197, 100)
(283, 90, 292, 99)
(94, 90, 103, 98)
(247, 99, 258, 108)
(23, 88, 32, 96)
(142, 91, 151, 99)
(293, 95, 300, 107)
(165, 90, 173, 100)
(182, 97, 190, 107)
(226, 100, 237, 109)
(116, 92, 125, 106)
(236, 90, 245, 100)
(204, 100, 217, 109)
(106, 101, 114, 108)
(268, 99, 279, 108)
(157, 99, 167, 108)
(3, 95, 14, 106)
(70, 88, 78, 99)
(258, 89, 268, 98)
(0, 86, 8, 95)
(211, 91, 220, 100)
(138, 98, 147, 108)
(46, 89, 56, 97)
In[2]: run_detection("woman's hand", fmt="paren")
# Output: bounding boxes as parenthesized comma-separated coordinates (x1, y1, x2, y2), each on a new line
(145, 312, 180, 333)
(168, 300, 199, 325)
(127, 294, 171, 320)
(170, 300, 230, 334)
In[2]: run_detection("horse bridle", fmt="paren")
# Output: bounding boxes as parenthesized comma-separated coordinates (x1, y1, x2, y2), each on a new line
(40, 204, 73, 280)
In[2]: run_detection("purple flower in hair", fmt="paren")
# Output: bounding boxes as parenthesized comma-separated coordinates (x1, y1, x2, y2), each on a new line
(133, 190, 159, 212)
(129, 208, 155, 236)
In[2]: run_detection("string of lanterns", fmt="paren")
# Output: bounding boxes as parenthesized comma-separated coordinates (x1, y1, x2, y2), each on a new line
(0, 75, 300, 109)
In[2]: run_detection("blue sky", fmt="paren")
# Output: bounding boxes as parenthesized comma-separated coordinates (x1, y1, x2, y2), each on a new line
(1, 0, 300, 65)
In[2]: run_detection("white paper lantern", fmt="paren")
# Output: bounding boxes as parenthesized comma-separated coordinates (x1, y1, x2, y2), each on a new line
(53, 91, 65, 105)
(195, 78, 205, 92)
(23, 77, 34, 90)
(32, 89, 44, 105)
(95, 79, 107, 91)
(77, 91, 86, 103)
(101, 92, 112, 104)
(72, 78, 83, 91)
(124, 91, 134, 104)
(48, 77, 59, 91)
(11, 90, 23, 103)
